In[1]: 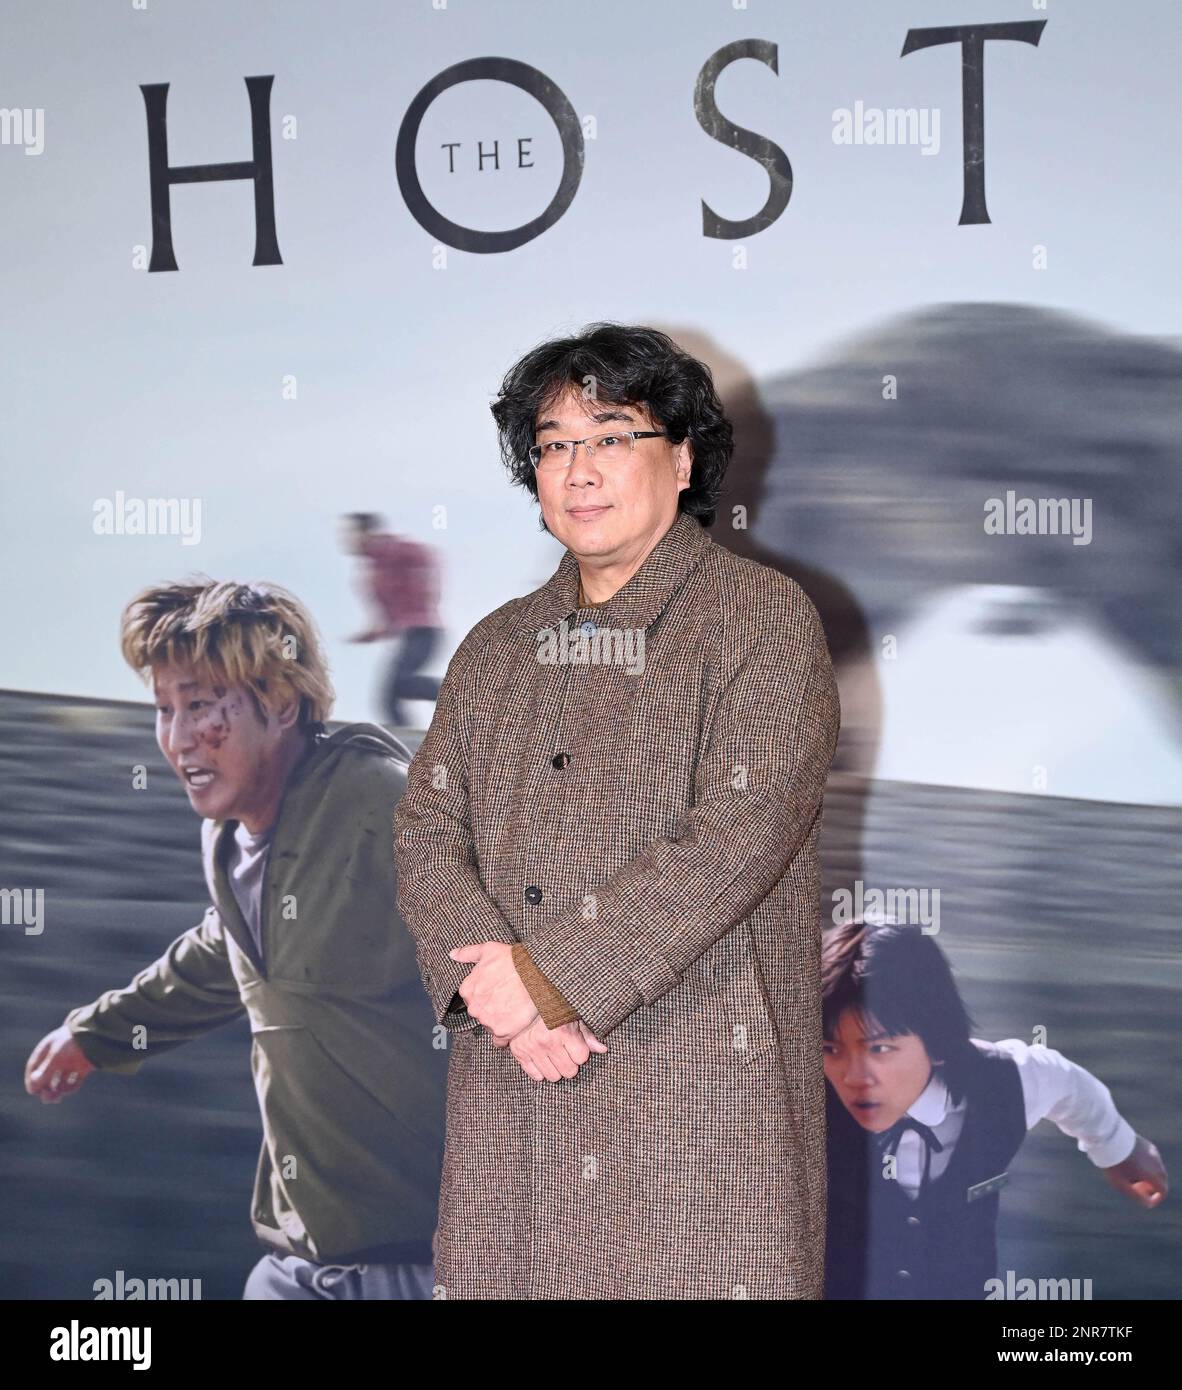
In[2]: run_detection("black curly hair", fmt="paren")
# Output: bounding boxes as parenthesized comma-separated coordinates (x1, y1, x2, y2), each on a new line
(490, 322, 734, 531)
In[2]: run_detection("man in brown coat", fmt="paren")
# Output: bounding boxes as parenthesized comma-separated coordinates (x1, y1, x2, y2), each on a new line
(394, 322, 841, 1299)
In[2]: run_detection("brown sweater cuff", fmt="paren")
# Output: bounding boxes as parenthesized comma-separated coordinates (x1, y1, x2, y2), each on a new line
(511, 943, 580, 1029)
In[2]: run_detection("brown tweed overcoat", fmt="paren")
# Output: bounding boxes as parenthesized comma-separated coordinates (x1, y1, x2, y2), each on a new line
(394, 509, 840, 1299)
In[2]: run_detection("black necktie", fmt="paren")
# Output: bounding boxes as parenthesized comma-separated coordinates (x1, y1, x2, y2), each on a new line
(877, 1116, 945, 1193)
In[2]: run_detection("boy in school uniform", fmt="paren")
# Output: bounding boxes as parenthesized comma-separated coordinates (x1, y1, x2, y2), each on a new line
(822, 916, 1167, 1300)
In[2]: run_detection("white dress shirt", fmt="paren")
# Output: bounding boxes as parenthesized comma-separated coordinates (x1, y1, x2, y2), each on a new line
(891, 1038, 1137, 1199)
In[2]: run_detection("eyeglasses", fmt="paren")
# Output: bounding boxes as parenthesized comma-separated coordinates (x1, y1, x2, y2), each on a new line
(528, 430, 668, 472)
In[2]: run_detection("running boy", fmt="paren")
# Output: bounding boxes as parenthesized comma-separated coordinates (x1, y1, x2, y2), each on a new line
(822, 916, 1167, 1299)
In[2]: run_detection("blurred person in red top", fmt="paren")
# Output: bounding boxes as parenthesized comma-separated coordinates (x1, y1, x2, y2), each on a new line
(341, 513, 442, 729)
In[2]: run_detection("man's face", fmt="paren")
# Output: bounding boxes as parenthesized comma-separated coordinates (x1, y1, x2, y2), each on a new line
(153, 662, 288, 826)
(823, 1007, 937, 1133)
(532, 386, 692, 561)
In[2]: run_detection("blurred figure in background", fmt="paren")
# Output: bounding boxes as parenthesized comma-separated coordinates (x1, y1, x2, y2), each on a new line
(24, 578, 447, 1300)
(341, 513, 442, 729)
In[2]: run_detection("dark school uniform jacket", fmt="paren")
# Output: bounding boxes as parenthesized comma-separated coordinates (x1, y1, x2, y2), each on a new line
(825, 1039, 1027, 1300)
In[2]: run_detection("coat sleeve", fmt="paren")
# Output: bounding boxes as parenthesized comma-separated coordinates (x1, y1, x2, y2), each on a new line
(394, 618, 522, 1031)
(64, 905, 245, 1073)
(519, 586, 841, 1039)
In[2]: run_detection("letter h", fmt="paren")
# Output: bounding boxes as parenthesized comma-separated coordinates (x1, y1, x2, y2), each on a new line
(140, 75, 282, 271)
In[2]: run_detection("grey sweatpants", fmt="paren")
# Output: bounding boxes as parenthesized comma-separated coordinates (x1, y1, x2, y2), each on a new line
(243, 1252, 436, 1300)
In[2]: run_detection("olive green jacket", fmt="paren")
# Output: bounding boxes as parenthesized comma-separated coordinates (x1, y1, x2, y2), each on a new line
(66, 723, 447, 1265)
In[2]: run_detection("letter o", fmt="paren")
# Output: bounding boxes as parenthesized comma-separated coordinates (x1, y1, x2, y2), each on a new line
(395, 56, 584, 252)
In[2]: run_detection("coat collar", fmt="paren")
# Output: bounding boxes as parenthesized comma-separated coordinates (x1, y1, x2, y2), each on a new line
(514, 509, 713, 636)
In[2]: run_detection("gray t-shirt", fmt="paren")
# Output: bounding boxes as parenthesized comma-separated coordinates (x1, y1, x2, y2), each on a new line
(227, 819, 273, 964)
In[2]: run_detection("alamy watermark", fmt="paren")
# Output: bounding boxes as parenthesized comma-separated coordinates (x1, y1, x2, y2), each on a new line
(0, 886, 44, 935)
(94, 1269, 202, 1300)
(984, 491, 1092, 545)
(50, 1321, 151, 1370)
(832, 101, 940, 155)
(0, 106, 44, 156)
(831, 881, 941, 934)
(537, 619, 645, 675)
(989, 1269, 1094, 1300)
(93, 491, 202, 545)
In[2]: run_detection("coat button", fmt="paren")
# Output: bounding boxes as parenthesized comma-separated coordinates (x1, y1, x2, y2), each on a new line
(524, 886, 543, 905)
(579, 620, 597, 636)
(552, 753, 570, 769)
(906, 1215, 920, 1227)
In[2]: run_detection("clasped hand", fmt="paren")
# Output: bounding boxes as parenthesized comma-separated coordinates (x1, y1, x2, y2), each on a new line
(450, 941, 606, 1082)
